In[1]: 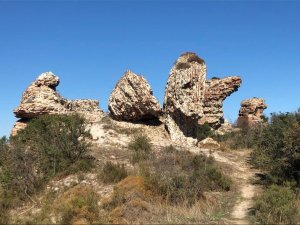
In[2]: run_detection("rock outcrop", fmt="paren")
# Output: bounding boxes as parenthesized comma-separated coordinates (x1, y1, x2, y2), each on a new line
(237, 98, 267, 128)
(108, 70, 161, 121)
(164, 52, 241, 144)
(12, 72, 103, 135)
(201, 76, 242, 128)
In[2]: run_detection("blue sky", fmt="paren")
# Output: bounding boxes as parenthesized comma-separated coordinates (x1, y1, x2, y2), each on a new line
(0, 1, 300, 137)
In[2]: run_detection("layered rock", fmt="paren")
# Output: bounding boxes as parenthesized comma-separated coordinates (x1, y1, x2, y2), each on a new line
(201, 76, 242, 128)
(12, 72, 103, 135)
(237, 98, 267, 128)
(108, 70, 161, 121)
(164, 52, 241, 144)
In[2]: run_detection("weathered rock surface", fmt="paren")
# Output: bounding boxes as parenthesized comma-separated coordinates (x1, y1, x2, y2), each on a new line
(164, 52, 241, 144)
(237, 98, 267, 128)
(201, 76, 242, 128)
(12, 72, 104, 135)
(108, 70, 161, 121)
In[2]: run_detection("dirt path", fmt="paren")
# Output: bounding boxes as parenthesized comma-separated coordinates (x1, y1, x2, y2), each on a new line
(191, 147, 260, 225)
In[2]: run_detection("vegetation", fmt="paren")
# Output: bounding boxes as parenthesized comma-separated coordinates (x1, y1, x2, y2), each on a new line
(128, 134, 152, 164)
(140, 146, 232, 206)
(197, 122, 213, 141)
(175, 62, 191, 70)
(99, 161, 128, 184)
(252, 185, 299, 224)
(0, 114, 94, 221)
(216, 109, 300, 223)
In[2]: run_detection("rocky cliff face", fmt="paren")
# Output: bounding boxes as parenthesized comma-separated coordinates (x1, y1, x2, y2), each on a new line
(12, 72, 103, 135)
(108, 70, 161, 121)
(237, 98, 267, 128)
(164, 52, 241, 144)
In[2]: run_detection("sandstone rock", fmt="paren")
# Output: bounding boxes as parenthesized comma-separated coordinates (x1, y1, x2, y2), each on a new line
(108, 70, 161, 121)
(201, 76, 242, 128)
(237, 98, 267, 128)
(12, 72, 104, 135)
(163, 52, 241, 144)
(198, 137, 220, 149)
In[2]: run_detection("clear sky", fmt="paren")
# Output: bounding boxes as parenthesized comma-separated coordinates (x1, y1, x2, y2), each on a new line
(1, 1, 300, 137)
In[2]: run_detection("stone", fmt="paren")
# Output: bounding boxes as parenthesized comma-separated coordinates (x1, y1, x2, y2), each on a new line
(12, 72, 104, 135)
(108, 70, 161, 121)
(201, 76, 242, 128)
(198, 137, 220, 149)
(163, 52, 241, 144)
(237, 97, 267, 128)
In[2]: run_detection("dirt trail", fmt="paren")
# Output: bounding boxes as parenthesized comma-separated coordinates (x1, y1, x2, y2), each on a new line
(191, 147, 260, 225)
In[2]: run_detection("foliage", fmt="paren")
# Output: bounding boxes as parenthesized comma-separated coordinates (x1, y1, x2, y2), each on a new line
(0, 114, 94, 203)
(175, 62, 191, 70)
(186, 54, 205, 64)
(141, 147, 232, 205)
(197, 123, 213, 141)
(55, 185, 101, 224)
(250, 110, 300, 186)
(128, 134, 152, 164)
(253, 185, 299, 224)
(99, 161, 128, 184)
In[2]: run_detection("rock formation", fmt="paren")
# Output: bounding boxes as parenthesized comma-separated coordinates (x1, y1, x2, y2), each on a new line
(164, 52, 241, 144)
(201, 76, 242, 128)
(108, 70, 161, 121)
(237, 98, 267, 128)
(12, 72, 103, 135)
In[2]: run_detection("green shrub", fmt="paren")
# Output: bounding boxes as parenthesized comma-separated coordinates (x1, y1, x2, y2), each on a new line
(128, 134, 152, 164)
(141, 148, 232, 205)
(197, 122, 213, 141)
(0, 114, 94, 203)
(99, 162, 128, 183)
(253, 185, 299, 224)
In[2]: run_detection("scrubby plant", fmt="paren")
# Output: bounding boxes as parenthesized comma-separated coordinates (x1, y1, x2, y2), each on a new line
(186, 54, 205, 64)
(253, 185, 299, 224)
(0, 114, 94, 204)
(99, 161, 128, 183)
(141, 148, 232, 205)
(128, 134, 152, 164)
(175, 62, 191, 70)
(55, 185, 101, 224)
(197, 122, 213, 141)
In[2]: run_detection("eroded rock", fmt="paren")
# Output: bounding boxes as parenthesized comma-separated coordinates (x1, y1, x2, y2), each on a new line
(237, 98, 267, 128)
(164, 52, 241, 144)
(12, 72, 104, 135)
(108, 70, 161, 121)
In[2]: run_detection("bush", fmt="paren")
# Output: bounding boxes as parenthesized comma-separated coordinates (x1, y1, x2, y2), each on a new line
(250, 110, 300, 186)
(141, 148, 232, 205)
(128, 134, 152, 164)
(197, 123, 213, 141)
(253, 185, 299, 224)
(55, 185, 101, 224)
(0, 114, 94, 203)
(99, 162, 128, 184)
(175, 62, 191, 70)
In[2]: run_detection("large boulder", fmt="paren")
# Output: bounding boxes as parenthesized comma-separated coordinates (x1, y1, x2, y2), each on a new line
(108, 70, 161, 121)
(164, 52, 241, 144)
(12, 72, 104, 136)
(163, 52, 207, 145)
(237, 98, 267, 128)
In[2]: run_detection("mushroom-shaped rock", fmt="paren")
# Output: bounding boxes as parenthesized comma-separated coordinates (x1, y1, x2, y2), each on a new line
(164, 52, 241, 144)
(108, 70, 161, 121)
(201, 76, 242, 128)
(12, 72, 104, 136)
(237, 98, 267, 128)
(14, 72, 66, 119)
